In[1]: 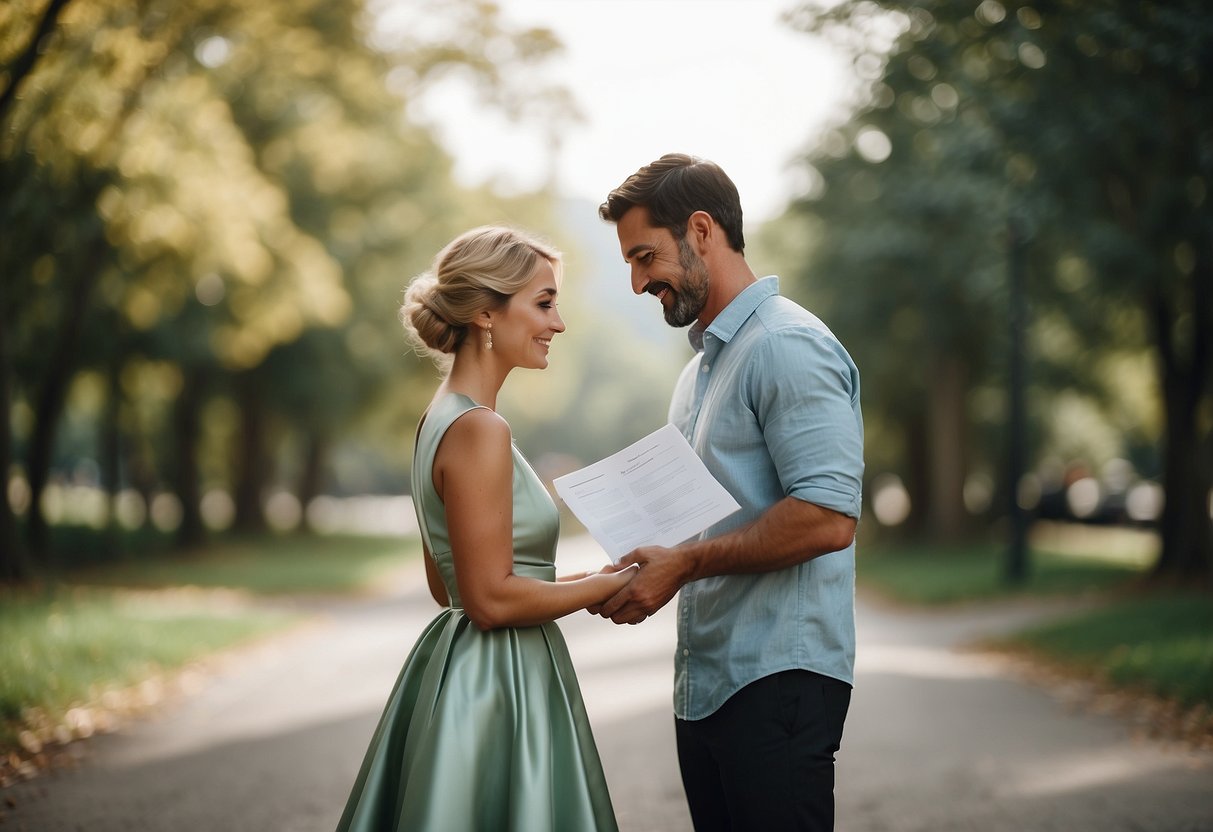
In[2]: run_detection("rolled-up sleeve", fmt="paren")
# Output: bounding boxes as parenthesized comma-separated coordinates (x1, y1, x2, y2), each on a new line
(672, 279, 862, 719)
(744, 327, 864, 519)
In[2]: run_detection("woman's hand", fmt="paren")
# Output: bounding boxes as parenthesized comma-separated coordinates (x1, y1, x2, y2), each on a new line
(599, 561, 640, 589)
(557, 570, 595, 582)
(596, 545, 688, 625)
(585, 562, 639, 614)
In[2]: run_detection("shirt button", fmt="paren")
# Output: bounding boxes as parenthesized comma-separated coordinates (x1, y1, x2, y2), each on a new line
(700, 364, 710, 373)
(682, 648, 690, 657)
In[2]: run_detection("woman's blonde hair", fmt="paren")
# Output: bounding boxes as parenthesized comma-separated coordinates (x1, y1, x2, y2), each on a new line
(401, 225, 562, 362)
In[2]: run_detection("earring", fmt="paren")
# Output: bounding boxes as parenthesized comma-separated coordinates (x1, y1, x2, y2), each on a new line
(485, 322, 493, 351)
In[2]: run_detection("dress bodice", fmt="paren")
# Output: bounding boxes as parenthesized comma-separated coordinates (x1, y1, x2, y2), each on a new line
(339, 394, 616, 831)
(411, 393, 560, 607)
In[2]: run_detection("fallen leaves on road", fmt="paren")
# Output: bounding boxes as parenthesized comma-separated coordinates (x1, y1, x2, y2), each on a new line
(983, 646, 1213, 754)
(0, 669, 190, 789)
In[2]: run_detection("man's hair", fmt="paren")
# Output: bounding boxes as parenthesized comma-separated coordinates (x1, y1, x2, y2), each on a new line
(598, 153, 745, 253)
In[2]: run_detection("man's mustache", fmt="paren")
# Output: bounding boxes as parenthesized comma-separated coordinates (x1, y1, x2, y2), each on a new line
(647, 282, 673, 297)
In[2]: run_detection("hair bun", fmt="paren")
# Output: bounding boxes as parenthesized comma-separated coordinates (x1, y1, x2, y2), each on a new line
(401, 272, 463, 356)
(399, 225, 562, 365)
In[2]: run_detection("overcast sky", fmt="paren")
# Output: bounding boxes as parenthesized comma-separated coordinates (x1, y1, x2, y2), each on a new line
(390, 0, 856, 222)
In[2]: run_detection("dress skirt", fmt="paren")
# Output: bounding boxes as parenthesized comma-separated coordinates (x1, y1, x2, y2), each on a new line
(335, 608, 618, 832)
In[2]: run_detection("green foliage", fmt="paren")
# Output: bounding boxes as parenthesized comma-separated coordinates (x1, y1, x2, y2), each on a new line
(0, 530, 418, 754)
(0, 584, 295, 750)
(1008, 593, 1213, 708)
(72, 533, 421, 595)
(45, 520, 177, 568)
(779, 1, 1213, 576)
(2, 0, 352, 367)
(859, 534, 1213, 712)
(1, 0, 586, 570)
(857, 539, 1143, 605)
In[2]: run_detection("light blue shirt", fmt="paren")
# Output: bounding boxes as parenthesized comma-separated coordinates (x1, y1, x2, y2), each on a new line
(669, 276, 864, 721)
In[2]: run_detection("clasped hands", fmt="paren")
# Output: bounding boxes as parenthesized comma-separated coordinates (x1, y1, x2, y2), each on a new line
(587, 544, 684, 626)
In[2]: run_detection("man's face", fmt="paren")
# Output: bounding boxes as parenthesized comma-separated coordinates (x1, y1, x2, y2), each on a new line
(616, 206, 709, 328)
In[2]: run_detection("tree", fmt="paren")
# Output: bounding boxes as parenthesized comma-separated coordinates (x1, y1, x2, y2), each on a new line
(188, 0, 576, 531)
(786, 0, 1213, 581)
(3, 0, 357, 559)
(2, 0, 581, 571)
(0, 0, 77, 579)
(772, 10, 1010, 540)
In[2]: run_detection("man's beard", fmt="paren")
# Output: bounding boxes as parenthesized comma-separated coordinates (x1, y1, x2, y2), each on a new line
(663, 237, 710, 328)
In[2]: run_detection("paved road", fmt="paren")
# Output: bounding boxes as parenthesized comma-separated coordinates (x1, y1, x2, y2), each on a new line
(4, 536, 1211, 831)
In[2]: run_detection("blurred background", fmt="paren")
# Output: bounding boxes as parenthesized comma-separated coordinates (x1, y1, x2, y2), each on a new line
(3, 0, 1209, 582)
(1, 0, 1211, 790)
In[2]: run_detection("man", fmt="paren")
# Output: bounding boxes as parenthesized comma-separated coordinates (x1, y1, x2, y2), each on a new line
(596, 153, 864, 831)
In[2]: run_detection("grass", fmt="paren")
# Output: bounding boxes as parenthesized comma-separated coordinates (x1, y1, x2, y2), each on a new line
(7, 522, 1207, 761)
(856, 540, 1144, 605)
(1, 532, 423, 767)
(68, 533, 422, 595)
(1007, 593, 1213, 708)
(857, 525, 1213, 723)
(0, 585, 294, 753)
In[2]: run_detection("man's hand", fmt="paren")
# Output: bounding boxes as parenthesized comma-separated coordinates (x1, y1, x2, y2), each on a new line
(597, 545, 688, 625)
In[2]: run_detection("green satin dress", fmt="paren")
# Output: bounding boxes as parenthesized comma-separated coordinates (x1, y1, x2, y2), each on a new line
(336, 393, 618, 832)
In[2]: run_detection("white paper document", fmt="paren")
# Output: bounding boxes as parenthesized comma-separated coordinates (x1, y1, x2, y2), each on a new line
(553, 423, 741, 562)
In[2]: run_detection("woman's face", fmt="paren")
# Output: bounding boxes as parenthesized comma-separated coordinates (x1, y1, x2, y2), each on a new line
(492, 258, 566, 370)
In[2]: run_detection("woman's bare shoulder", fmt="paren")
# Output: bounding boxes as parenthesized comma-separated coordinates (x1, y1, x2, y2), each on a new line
(439, 406, 511, 458)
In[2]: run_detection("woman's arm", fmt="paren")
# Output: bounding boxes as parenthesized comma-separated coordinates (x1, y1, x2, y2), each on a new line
(436, 408, 636, 630)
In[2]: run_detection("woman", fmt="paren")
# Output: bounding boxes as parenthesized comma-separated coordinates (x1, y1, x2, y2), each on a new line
(336, 226, 635, 831)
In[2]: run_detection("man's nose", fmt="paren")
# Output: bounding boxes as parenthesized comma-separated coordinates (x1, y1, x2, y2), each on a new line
(630, 265, 647, 296)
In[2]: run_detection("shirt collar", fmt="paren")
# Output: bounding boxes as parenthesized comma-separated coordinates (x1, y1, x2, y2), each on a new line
(688, 275, 780, 352)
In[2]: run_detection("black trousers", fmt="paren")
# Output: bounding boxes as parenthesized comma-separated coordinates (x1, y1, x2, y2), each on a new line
(675, 669, 852, 832)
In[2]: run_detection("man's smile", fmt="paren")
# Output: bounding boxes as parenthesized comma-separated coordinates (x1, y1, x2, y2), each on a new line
(648, 282, 673, 301)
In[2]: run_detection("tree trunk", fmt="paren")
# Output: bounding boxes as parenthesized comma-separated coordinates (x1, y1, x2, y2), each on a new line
(902, 409, 930, 538)
(232, 373, 268, 533)
(926, 353, 968, 540)
(25, 246, 104, 560)
(297, 431, 328, 534)
(173, 368, 206, 549)
(0, 0, 76, 587)
(1148, 256, 1213, 584)
(1154, 378, 1213, 582)
(0, 296, 28, 582)
(100, 344, 123, 558)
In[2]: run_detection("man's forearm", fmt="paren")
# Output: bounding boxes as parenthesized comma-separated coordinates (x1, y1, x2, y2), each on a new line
(680, 496, 856, 582)
(601, 497, 857, 625)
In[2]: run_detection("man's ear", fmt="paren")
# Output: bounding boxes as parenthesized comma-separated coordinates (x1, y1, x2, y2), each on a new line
(687, 210, 716, 254)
